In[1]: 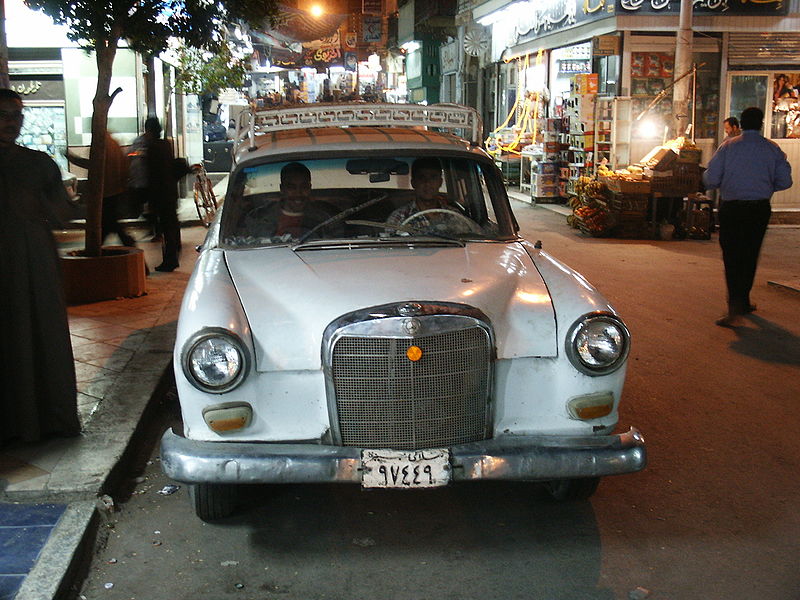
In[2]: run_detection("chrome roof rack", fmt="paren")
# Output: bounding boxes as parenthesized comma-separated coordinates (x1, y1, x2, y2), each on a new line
(234, 103, 483, 154)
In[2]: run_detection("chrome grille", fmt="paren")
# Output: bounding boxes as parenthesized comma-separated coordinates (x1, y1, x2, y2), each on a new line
(331, 326, 491, 449)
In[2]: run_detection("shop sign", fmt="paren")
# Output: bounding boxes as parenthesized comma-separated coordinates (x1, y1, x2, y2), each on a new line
(362, 0, 383, 15)
(10, 80, 43, 96)
(441, 41, 458, 75)
(593, 35, 620, 56)
(8, 79, 63, 101)
(499, 0, 614, 48)
(362, 16, 382, 43)
(302, 45, 343, 67)
(559, 59, 591, 73)
(616, 0, 787, 15)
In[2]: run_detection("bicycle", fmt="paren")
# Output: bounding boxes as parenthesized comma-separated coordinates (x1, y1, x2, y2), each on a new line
(192, 163, 218, 227)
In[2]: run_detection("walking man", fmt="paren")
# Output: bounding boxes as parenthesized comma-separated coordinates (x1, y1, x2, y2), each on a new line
(703, 107, 792, 327)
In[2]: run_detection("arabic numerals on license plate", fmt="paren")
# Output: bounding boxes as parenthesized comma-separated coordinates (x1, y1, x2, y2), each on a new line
(361, 448, 451, 488)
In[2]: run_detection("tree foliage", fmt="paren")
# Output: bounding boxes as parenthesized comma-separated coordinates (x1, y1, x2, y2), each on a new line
(21, 0, 279, 256)
(174, 43, 248, 96)
(24, 1, 278, 56)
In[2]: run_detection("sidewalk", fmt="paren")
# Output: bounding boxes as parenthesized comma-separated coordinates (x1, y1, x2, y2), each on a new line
(0, 193, 213, 599)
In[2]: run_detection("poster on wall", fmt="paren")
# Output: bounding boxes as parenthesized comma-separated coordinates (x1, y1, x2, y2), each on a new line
(362, 15, 382, 43)
(772, 72, 800, 138)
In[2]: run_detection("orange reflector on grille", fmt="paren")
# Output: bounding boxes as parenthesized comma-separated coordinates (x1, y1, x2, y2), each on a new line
(407, 346, 423, 361)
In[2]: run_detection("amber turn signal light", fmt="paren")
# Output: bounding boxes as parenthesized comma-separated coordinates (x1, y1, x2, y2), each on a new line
(567, 392, 614, 421)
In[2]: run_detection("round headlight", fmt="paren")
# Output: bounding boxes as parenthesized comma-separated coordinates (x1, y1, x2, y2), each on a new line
(183, 331, 248, 392)
(566, 313, 630, 376)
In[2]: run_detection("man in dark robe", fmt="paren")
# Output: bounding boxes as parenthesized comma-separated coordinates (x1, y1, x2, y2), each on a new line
(0, 88, 81, 443)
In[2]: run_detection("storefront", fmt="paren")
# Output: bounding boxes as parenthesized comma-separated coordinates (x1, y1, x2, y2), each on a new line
(469, 0, 800, 210)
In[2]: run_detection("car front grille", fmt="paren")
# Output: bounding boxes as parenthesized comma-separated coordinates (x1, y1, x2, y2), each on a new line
(331, 326, 491, 450)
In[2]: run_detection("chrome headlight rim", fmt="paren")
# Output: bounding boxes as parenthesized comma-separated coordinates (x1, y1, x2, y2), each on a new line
(565, 312, 630, 377)
(181, 327, 250, 393)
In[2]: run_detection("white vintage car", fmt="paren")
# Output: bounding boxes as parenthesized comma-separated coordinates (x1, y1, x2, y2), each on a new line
(160, 104, 646, 521)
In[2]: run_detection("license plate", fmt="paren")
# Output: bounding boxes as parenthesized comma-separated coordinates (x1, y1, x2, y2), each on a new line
(361, 448, 451, 489)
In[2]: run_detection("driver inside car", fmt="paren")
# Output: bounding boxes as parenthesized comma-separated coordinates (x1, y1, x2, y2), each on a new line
(244, 162, 339, 240)
(386, 157, 469, 232)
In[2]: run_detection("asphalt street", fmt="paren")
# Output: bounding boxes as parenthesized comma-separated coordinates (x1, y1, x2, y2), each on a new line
(70, 199, 800, 600)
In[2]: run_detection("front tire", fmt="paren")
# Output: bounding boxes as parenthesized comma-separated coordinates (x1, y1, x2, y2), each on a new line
(189, 483, 238, 521)
(544, 477, 600, 501)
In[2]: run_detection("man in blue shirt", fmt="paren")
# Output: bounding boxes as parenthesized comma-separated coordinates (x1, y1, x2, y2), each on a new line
(704, 106, 792, 327)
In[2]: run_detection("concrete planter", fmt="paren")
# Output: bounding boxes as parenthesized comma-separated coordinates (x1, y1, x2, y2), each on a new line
(61, 246, 147, 305)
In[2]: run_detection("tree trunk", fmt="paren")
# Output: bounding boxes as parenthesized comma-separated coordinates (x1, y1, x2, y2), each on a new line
(145, 54, 157, 117)
(84, 40, 123, 256)
(0, 0, 10, 88)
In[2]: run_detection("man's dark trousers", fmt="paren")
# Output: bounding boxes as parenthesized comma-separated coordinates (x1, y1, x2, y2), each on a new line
(718, 199, 771, 315)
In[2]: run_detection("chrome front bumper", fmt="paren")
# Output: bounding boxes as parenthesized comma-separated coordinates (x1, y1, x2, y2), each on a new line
(160, 427, 646, 484)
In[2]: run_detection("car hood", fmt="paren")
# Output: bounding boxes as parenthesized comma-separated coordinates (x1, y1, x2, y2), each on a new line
(225, 243, 556, 372)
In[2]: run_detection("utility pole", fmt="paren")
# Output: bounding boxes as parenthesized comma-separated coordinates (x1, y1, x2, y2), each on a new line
(0, 0, 10, 88)
(672, 0, 693, 137)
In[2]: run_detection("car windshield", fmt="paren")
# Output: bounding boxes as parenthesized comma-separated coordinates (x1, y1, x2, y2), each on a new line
(219, 155, 517, 249)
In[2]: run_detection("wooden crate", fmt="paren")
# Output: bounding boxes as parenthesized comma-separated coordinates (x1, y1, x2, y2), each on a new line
(610, 193, 649, 213)
(605, 177, 651, 195)
(650, 163, 701, 195)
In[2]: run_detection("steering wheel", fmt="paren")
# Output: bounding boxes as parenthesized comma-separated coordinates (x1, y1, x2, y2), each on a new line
(401, 208, 482, 235)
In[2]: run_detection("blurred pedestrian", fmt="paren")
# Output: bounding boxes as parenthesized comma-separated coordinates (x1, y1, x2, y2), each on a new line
(143, 117, 183, 272)
(128, 125, 161, 242)
(723, 116, 741, 138)
(0, 88, 81, 443)
(67, 130, 135, 247)
(704, 106, 793, 327)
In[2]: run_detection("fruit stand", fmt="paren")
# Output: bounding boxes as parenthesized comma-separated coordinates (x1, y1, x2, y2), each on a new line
(567, 137, 711, 239)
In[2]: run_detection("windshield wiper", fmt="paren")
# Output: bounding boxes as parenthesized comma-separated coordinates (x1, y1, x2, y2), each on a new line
(344, 219, 466, 246)
(295, 193, 389, 245)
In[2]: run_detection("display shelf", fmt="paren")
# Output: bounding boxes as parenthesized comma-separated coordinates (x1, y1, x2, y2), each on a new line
(595, 96, 631, 173)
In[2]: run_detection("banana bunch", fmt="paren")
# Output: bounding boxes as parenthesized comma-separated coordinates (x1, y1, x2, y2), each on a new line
(575, 176, 607, 199)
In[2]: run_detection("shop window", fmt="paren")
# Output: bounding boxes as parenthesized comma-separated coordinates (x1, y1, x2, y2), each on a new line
(19, 104, 68, 173)
(690, 52, 721, 139)
(771, 73, 800, 139)
(729, 75, 769, 125)
(631, 51, 720, 139)
(630, 51, 675, 139)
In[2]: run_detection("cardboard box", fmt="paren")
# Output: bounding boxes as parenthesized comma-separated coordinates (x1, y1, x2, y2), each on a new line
(533, 173, 559, 186)
(534, 184, 561, 197)
(641, 146, 678, 171)
(535, 161, 558, 174)
(678, 148, 701, 163)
